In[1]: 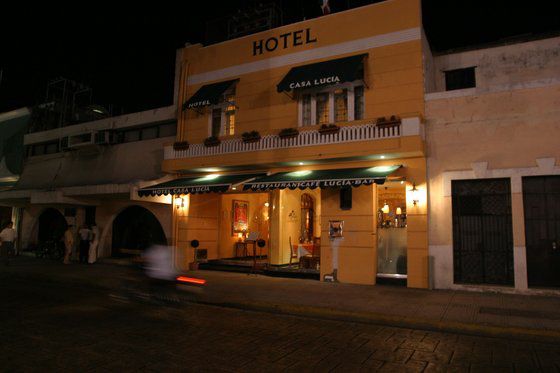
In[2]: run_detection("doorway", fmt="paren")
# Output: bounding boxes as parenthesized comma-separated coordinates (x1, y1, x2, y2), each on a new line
(377, 182, 407, 281)
(523, 176, 560, 288)
(38, 208, 68, 243)
(451, 178, 514, 285)
(112, 206, 166, 257)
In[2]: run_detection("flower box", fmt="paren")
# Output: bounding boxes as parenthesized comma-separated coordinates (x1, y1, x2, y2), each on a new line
(173, 141, 189, 151)
(203, 136, 221, 147)
(318, 124, 340, 135)
(241, 131, 261, 143)
(376, 115, 401, 128)
(278, 128, 299, 139)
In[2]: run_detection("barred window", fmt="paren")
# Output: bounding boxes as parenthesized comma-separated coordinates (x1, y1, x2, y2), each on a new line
(334, 89, 348, 122)
(316, 92, 329, 125)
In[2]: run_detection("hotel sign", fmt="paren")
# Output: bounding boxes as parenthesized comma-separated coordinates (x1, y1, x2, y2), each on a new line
(253, 28, 317, 56)
(288, 76, 341, 90)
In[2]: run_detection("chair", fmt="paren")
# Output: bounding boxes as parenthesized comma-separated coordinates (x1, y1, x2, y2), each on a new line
(312, 236, 321, 257)
(289, 236, 298, 266)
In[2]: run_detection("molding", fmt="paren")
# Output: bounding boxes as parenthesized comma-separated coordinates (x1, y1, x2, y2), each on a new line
(426, 78, 560, 101)
(442, 158, 560, 197)
(188, 28, 421, 85)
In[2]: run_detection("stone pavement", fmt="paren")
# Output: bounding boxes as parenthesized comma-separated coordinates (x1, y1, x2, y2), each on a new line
(3, 256, 560, 343)
(3, 274, 560, 372)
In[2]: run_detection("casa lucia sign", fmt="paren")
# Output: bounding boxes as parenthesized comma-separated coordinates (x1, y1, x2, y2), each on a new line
(288, 76, 341, 90)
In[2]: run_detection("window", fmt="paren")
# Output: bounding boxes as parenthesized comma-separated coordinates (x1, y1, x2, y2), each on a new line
(334, 89, 348, 122)
(211, 108, 222, 137)
(123, 129, 140, 143)
(298, 83, 364, 126)
(208, 87, 236, 136)
(354, 86, 364, 120)
(141, 127, 158, 140)
(158, 122, 176, 137)
(301, 94, 312, 126)
(445, 67, 476, 91)
(225, 95, 236, 136)
(316, 92, 329, 125)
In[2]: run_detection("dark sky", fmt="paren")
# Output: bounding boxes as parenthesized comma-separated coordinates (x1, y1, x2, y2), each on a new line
(1, 0, 559, 114)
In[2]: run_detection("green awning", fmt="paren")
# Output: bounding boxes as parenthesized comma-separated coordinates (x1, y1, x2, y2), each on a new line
(243, 165, 401, 191)
(277, 54, 367, 93)
(138, 173, 263, 197)
(182, 79, 239, 110)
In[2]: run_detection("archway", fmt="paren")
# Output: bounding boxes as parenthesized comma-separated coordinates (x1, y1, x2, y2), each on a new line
(38, 208, 67, 243)
(111, 205, 166, 257)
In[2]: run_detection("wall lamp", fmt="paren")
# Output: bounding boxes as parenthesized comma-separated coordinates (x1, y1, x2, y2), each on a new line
(175, 196, 185, 209)
(410, 183, 420, 206)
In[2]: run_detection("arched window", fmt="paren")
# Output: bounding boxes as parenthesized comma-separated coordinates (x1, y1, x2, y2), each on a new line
(300, 194, 314, 243)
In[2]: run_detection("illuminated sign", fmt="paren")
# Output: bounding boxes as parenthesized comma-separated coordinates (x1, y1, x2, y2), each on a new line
(253, 28, 317, 56)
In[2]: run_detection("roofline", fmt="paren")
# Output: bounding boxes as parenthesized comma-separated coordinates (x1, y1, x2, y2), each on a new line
(432, 30, 560, 56)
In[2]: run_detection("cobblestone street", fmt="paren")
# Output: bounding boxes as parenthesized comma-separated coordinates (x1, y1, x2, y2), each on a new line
(1, 273, 559, 372)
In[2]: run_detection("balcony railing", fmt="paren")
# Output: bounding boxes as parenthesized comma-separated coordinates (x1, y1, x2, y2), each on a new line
(165, 121, 406, 160)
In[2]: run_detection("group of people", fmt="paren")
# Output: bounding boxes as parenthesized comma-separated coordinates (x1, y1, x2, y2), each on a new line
(0, 221, 16, 266)
(63, 223, 99, 265)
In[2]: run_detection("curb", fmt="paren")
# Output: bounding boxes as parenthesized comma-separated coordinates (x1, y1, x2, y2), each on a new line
(192, 300, 560, 344)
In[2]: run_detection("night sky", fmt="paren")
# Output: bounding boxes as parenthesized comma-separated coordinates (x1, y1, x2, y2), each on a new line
(1, 0, 558, 114)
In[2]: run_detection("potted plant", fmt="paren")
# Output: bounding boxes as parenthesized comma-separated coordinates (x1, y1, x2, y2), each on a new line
(376, 115, 401, 128)
(173, 141, 189, 151)
(278, 127, 299, 139)
(203, 136, 221, 147)
(318, 124, 340, 135)
(241, 130, 261, 143)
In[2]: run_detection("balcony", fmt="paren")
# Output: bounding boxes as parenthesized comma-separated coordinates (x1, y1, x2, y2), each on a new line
(169, 118, 421, 156)
(163, 117, 423, 171)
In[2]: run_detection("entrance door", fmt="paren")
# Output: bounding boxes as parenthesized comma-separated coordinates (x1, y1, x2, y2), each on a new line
(523, 176, 560, 288)
(452, 178, 514, 285)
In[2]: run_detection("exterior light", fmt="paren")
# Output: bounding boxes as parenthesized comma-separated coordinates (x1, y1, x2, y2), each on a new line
(175, 196, 184, 209)
(290, 170, 312, 177)
(201, 174, 220, 180)
(411, 183, 420, 206)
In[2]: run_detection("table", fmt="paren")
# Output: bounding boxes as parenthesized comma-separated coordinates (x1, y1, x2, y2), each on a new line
(297, 243, 315, 258)
(234, 242, 247, 257)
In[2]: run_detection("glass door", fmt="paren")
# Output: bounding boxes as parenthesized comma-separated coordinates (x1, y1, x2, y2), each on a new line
(377, 182, 407, 280)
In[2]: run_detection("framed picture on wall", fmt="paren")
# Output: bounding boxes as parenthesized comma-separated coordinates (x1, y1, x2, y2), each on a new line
(232, 200, 249, 234)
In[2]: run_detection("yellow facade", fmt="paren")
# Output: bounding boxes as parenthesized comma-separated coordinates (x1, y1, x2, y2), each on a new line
(168, 0, 429, 288)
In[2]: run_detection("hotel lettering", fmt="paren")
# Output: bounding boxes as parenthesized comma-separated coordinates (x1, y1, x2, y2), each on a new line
(253, 28, 317, 56)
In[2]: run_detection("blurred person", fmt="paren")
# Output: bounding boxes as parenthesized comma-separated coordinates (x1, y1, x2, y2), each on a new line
(78, 224, 92, 264)
(143, 244, 176, 282)
(0, 221, 16, 266)
(63, 225, 74, 264)
(88, 222, 99, 264)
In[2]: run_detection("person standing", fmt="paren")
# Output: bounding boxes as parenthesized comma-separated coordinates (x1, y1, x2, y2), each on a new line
(88, 223, 99, 264)
(78, 224, 92, 264)
(0, 221, 16, 266)
(63, 225, 75, 264)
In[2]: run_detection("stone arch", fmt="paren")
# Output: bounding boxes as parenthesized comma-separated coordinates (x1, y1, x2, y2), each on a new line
(36, 207, 68, 244)
(110, 205, 167, 257)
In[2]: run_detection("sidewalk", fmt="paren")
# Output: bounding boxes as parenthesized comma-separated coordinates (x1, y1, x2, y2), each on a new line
(3, 256, 560, 343)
